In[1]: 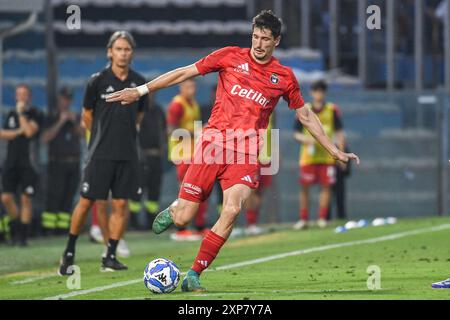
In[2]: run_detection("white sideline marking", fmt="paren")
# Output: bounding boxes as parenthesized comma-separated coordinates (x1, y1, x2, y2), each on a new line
(44, 224, 450, 300)
(10, 273, 57, 285)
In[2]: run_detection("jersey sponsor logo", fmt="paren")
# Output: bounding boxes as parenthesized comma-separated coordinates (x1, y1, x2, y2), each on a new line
(270, 73, 279, 84)
(183, 183, 202, 196)
(234, 62, 250, 75)
(241, 175, 253, 183)
(106, 85, 115, 93)
(230, 84, 270, 108)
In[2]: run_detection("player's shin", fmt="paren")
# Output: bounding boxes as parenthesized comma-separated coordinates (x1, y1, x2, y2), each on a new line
(190, 230, 226, 274)
(182, 230, 226, 292)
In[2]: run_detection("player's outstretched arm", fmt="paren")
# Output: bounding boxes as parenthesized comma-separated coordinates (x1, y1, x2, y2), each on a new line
(106, 64, 200, 105)
(296, 107, 360, 164)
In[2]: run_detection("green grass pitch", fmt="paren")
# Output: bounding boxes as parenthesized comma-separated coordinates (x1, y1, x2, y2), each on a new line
(1, 217, 450, 300)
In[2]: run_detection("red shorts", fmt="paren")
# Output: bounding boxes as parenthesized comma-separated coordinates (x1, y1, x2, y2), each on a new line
(179, 140, 259, 203)
(300, 164, 336, 186)
(176, 163, 190, 183)
(257, 163, 273, 191)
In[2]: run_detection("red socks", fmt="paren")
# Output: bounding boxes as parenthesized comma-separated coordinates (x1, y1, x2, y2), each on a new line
(246, 209, 258, 225)
(92, 203, 98, 226)
(300, 208, 308, 221)
(300, 208, 328, 220)
(191, 230, 226, 274)
(319, 207, 329, 220)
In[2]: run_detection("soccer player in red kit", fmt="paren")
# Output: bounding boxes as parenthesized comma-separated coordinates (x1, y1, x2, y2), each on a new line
(107, 10, 360, 292)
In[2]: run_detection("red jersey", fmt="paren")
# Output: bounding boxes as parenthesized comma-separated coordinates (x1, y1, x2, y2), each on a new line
(195, 46, 304, 155)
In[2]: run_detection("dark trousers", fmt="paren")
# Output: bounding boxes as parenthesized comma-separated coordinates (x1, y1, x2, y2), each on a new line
(130, 155, 163, 206)
(330, 166, 347, 220)
(142, 155, 163, 206)
(42, 160, 80, 231)
(129, 155, 163, 229)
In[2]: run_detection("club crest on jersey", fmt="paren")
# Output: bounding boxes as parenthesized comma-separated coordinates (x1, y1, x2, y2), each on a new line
(270, 73, 279, 84)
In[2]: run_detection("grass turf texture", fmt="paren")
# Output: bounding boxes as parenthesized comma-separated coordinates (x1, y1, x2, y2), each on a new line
(1, 217, 450, 300)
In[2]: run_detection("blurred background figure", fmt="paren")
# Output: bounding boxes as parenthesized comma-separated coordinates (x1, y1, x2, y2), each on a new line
(40, 86, 83, 235)
(128, 89, 167, 230)
(329, 142, 352, 221)
(293, 80, 346, 230)
(166, 78, 208, 241)
(0, 84, 40, 246)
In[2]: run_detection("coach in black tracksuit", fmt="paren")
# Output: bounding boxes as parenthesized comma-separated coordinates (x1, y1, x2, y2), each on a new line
(41, 87, 83, 234)
(0, 84, 40, 247)
(128, 92, 166, 230)
(59, 31, 148, 275)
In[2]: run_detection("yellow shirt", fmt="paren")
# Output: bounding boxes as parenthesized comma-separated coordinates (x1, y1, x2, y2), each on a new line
(299, 102, 337, 166)
(168, 95, 201, 162)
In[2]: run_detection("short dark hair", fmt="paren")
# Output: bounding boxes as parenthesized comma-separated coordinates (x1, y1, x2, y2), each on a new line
(59, 86, 74, 99)
(16, 83, 32, 94)
(252, 10, 282, 39)
(107, 30, 136, 49)
(311, 79, 328, 92)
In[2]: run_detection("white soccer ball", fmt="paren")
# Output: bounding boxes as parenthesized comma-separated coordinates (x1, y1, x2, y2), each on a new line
(143, 258, 180, 294)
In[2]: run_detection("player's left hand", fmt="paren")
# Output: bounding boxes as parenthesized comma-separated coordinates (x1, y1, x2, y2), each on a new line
(105, 88, 139, 105)
(334, 149, 360, 165)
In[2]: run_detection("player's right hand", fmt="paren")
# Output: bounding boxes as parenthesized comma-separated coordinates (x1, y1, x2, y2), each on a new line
(105, 88, 139, 105)
(334, 149, 360, 165)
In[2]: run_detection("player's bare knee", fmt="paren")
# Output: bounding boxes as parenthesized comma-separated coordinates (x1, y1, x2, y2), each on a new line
(221, 204, 241, 220)
(20, 195, 31, 205)
(78, 197, 93, 211)
(112, 199, 128, 212)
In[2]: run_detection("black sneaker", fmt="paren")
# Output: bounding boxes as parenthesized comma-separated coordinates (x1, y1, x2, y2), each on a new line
(8, 219, 20, 246)
(18, 239, 28, 247)
(58, 251, 75, 276)
(100, 255, 128, 272)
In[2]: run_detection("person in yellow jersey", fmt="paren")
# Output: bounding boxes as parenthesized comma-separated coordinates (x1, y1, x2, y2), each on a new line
(293, 80, 346, 230)
(167, 78, 207, 241)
